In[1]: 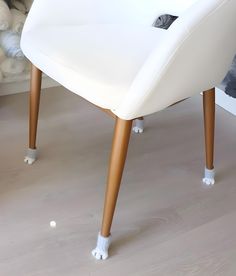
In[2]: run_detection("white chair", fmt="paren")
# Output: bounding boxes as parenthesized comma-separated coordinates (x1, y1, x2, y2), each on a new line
(21, 0, 236, 260)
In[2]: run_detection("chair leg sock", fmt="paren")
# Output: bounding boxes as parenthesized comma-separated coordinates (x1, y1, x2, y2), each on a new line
(202, 167, 215, 186)
(91, 232, 111, 260)
(24, 148, 38, 165)
(133, 118, 144, 134)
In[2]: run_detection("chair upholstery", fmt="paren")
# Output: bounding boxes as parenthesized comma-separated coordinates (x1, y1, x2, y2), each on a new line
(21, 0, 236, 120)
(21, 26, 166, 109)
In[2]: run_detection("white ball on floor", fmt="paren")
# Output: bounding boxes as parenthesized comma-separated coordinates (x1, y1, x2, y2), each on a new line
(50, 221, 56, 228)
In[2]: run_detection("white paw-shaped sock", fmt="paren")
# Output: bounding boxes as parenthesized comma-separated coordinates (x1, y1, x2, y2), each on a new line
(133, 119, 144, 134)
(202, 168, 215, 186)
(92, 233, 111, 260)
(24, 148, 38, 165)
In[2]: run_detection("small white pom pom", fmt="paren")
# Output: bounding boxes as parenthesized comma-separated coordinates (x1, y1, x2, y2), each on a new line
(50, 221, 56, 228)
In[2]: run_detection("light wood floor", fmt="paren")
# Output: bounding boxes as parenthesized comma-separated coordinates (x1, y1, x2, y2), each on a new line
(0, 87, 236, 276)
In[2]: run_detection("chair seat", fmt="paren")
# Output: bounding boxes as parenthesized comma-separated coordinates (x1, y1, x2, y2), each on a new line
(21, 24, 166, 109)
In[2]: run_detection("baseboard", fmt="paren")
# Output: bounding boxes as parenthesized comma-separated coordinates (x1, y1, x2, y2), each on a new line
(216, 87, 236, 116)
(0, 76, 59, 96)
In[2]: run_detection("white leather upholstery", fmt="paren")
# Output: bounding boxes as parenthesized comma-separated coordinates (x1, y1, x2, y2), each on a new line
(21, 0, 236, 119)
(22, 25, 166, 109)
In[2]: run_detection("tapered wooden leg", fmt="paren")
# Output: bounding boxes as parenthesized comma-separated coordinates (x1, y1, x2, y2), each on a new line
(29, 64, 42, 149)
(101, 118, 133, 236)
(24, 64, 42, 165)
(203, 88, 215, 169)
(92, 117, 132, 260)
(203, 88, 215, 185)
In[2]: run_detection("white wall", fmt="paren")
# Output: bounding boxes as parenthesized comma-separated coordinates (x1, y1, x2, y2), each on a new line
(0, 77, 59, 96)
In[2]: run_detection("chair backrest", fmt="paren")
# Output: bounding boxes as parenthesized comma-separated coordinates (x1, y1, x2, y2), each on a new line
(94, 0, 199, 26)
(116, 0, 236, 119)
(23, 0, 198, 32)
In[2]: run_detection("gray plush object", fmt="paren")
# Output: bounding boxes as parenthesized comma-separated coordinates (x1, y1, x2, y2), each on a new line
(0, 30, 24, 58)
(1, 57, 26, 76)
(223, 55, 236, 98)
(3, 0, 11, 7)
(4, 0, 26, 13)
(3, 0, 33, 12)
(11, 8, 26, 33)
(0, 0, 12, 30)
(153, 14, 178, 30)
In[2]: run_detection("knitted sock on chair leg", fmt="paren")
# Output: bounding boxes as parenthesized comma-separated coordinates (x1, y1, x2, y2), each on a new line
(202, 168, 215, 186)
(92, 232, 111, 260)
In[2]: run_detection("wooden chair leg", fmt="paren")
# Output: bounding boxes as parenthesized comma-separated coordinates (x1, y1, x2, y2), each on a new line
(24, 64, 42, 165)
(202, 88, 215, 185)
(92, 117, 133, 260)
